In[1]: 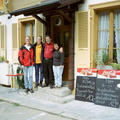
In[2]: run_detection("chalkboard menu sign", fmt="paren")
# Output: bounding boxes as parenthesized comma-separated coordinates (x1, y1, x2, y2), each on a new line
(75, 76, 96, 102)
(95, 70, 120, 108)
(75, 68, 97, 102)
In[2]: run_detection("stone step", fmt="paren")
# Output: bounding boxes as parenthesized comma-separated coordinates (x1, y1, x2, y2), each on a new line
(19, 90, 75, 104)
(36, 86, 72, 97)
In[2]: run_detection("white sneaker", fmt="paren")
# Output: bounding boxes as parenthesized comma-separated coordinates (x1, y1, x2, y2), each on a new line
(54, 85, 58, 88)
(58, 85, 61, 88)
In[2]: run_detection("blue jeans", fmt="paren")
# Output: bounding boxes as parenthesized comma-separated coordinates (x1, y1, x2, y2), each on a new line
(35, 63, 43, 85)
(53, 65, 64, 86)
(23, 65, 33, 89)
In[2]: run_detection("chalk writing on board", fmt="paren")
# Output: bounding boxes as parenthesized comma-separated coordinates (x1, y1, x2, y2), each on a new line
(75, 76, 96, 102)
(95, 78, 120, 108)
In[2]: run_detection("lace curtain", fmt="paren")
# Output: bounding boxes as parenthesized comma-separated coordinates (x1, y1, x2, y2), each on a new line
(114, 10, 120, 64)
(98, 12, 109, 60)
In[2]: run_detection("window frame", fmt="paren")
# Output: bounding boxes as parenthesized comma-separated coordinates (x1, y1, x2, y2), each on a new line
(18, 17, 35, 47)
(89, 1, 120, 68)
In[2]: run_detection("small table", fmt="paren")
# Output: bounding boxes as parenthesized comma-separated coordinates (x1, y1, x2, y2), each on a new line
(6, 73, 24, 93)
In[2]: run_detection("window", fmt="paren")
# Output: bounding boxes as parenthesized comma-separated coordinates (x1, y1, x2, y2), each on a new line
(25, 22, 35, 44)
(98, 10, 120, 64)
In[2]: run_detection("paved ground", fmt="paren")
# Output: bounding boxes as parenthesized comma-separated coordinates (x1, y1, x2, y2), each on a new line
(0, 102, 71, 120)
(0, 86, 120, 120)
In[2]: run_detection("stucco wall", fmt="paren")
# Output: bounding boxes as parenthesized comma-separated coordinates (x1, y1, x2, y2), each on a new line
(79, 0, 115, 11)
(0, 14, 25, 63)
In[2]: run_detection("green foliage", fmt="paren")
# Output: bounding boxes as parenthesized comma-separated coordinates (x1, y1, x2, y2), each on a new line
(102, 52, 111, 65)
(0, 56, 6, 62)
(94, 52, 111, 65)
(94, 52, 103, 65)
(0, 99, 4, 102)
(13, 103, 20, 106)
(110, 63, 120, 70)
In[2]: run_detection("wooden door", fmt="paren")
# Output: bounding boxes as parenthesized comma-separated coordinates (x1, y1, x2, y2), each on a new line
(54, 25, 69, 81)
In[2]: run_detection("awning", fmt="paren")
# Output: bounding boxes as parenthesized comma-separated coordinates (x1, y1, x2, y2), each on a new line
(9, 0, 84, 17)
(9, 0, 60, 16)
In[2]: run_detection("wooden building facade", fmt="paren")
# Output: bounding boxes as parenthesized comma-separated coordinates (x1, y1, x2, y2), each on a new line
(0, 0, 120, 91)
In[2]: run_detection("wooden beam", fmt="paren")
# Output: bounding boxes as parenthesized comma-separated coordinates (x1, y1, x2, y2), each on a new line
(57, 10, 72, 22)
(68, 12, 75, 90)
(43, 8, 77, 16)
(32, 15, 47, 26)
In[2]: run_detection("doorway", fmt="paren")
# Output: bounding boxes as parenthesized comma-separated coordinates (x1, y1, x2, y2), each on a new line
(54, 25, 70, 82)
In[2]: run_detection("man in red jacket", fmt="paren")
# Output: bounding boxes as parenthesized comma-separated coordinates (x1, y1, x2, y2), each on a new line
(18, 36, 34, 93)
(43, 35, 54, 89)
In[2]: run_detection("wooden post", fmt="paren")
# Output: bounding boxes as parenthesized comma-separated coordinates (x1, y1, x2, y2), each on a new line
(68, 12, 75, 90)
(46, 15, 50, 35)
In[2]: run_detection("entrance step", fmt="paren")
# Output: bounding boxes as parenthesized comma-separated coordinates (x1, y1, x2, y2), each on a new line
(19, 87, 75, 104)
(37, 86, 72, 97)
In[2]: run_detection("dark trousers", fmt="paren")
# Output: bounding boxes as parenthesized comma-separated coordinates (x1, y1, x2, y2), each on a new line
(44, 58, 54, 85)
(35, 63, 43, 85)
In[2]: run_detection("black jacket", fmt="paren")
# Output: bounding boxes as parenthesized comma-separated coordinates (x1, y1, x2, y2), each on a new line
(33, 42, 44, 64)
(53, 50, 64, 66)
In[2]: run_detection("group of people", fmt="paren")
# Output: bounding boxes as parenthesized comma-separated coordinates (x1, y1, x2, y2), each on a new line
(18, 35, 64, 94)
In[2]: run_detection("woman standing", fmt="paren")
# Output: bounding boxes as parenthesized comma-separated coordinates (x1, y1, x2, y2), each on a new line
(33, 36, 44, 89)
(53, 43, 64, 88)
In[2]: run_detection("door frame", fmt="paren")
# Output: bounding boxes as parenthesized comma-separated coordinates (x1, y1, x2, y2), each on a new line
(49, 13, 75, 90)
(54, 25, 70, 83)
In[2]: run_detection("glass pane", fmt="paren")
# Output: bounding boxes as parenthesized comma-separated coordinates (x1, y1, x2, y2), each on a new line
(98, 49, 109, 64)
(58, 32, 69, 57)
(113, 49, 117, 63)
(32, 22, 35, 43)
(98, 12, 109, 49)
(58, 32, 64, 47)
(64, 32, 69, 57)
(25, 23, 30, 36)
(114, 10, 120, 63)
(32, 22, 35, 36)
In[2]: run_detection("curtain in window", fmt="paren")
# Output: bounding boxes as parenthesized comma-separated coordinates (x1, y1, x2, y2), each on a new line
(98, 12, 109, 58)
(25, 23, 30, 36)
(114, 10, 120, 64)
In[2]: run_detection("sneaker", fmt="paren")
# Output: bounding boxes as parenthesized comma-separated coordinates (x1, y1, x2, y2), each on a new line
(50, 85, 53, 89)
(58, 86, 61, 88)
(34, 85, 38, 90)
(34, 84, 38, 88)
(42, 84, 48, 87)
(25, 88, 29, 94)
(39, 82, 43, 87)
(54, 85, 58, 88)
(30, 89, 34, 93)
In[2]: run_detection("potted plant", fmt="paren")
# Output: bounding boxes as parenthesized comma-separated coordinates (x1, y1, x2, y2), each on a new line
(110, 63, 120, 70)
(94, 52, 112, 69)
(0, 56, 9, 63)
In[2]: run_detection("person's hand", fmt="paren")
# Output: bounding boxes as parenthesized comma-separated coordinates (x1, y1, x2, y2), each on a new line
(21, 65, 24, 69)
(59, 47, 63, 53)
(59, 65, 62, 69)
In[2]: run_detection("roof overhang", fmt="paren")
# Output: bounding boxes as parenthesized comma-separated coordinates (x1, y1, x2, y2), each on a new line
(9, 0, 60, 16)
(9, 0, 84, 17)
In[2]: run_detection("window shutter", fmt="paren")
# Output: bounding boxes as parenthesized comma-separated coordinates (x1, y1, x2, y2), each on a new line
(35, 19, 44, 42)
(12, 23, 18, 63)
(75, 11, 90, 68)
(78, 12, 88, 48)
(12, 23, 17, 48)
(0, 25, 6, 57)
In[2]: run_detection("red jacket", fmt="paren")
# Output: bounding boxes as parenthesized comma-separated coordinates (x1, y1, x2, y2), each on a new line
(44, 42, 54, 58)
(18, 44, 34, 66)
